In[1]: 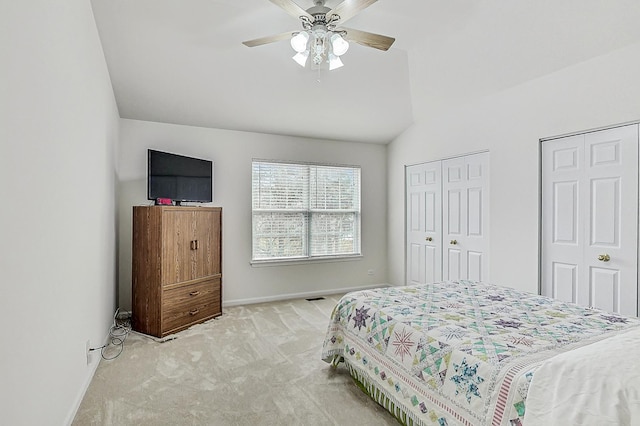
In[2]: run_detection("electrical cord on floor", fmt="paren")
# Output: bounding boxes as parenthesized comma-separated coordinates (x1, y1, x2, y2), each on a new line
(89, 309, 132, 361)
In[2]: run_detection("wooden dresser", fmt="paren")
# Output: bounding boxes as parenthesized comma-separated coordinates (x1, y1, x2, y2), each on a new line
(132, 206, 222, 337)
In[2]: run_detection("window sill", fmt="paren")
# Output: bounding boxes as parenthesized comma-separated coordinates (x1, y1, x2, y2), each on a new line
(250, 254, 363, 267)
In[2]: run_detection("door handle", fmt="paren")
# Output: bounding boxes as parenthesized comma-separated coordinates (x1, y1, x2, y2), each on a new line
(425, 237, 433, 242)
(598, 254, 610, 262)
(450, 240, 457, 245)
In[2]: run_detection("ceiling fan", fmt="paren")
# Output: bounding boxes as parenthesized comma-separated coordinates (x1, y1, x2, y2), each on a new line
(242, 0, 395, 70)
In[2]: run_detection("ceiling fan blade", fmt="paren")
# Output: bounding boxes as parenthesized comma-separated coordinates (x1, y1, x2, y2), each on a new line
(243, 31, 294, 47)
(269, 0, 313, 20)
(339, 27, 395, 51)
(328, 0, 378, 24)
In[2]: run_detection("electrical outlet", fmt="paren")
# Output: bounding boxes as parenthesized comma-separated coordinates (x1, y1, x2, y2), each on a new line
(86, 340, 91, 365)
(367, 269, 374, 276)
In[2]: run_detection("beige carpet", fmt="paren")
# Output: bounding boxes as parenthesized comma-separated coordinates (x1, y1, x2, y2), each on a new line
(73, 294, 399, 425)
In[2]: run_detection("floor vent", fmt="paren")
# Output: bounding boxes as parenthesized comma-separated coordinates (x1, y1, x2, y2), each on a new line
(305, 297, 325, 301)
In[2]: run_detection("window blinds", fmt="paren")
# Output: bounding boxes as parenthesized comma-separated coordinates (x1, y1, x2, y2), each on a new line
(252, 161, 361, 261)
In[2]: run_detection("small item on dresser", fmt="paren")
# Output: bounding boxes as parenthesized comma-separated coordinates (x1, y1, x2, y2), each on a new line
(155, 197, 172, 205)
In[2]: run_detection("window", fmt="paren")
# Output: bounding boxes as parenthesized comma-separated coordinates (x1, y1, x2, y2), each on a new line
(252, 160, 361, 262)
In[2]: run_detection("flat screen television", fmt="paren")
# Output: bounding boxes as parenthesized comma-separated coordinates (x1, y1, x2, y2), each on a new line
(147, 149, 213, 204)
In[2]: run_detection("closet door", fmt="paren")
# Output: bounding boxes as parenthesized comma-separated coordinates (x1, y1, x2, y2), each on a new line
(406, 162, 442, 284)
(542, 125, 638, 316)
(442, 152, 490, 282)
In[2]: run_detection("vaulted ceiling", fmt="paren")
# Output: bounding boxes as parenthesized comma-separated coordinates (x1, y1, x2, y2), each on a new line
(91, 0, 640, 144)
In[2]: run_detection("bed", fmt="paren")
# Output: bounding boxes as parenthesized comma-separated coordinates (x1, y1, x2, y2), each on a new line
(322, 280, 640, 426)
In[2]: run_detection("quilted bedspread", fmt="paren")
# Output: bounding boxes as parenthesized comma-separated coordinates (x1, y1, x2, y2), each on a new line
(321, 281, 640, 426)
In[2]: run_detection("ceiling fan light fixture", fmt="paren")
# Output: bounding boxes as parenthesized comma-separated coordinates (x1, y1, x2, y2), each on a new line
(328, 53, 344, 70)
(242, 0, 395, 72)
(330, 33, 349, 56)
(290, 31, 309, 53)
(292, 50, 309, 67)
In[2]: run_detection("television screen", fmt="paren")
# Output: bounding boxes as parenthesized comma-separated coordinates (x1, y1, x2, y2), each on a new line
(147, 149, 213, 203)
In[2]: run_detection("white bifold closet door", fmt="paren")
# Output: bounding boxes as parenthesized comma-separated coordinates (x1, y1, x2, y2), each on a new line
(406, 152, 489, 285)
(442, 152, 490, 282)
(541, 124, 638, 316)
(406, 161, 442, 285)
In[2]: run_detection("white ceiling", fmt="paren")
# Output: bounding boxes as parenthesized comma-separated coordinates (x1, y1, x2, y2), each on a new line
(90, 0, 640, 144)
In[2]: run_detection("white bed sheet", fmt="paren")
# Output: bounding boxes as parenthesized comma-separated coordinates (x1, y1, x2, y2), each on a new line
(524, 326, 640, 425)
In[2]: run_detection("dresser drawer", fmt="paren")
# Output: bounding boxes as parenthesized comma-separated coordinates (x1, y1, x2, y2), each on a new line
(162, 278, 221, 334)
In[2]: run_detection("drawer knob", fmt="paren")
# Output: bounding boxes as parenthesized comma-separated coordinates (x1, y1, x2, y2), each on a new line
(189, 290, 200, 296)
(189, 308, 199, 316)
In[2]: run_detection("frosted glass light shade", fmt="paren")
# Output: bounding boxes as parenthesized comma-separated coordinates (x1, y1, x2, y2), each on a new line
(330, 33, 349, 56)
(290, 32, 310, 53)
(328, 53, 343, 70)
(292, 51, 309, 67)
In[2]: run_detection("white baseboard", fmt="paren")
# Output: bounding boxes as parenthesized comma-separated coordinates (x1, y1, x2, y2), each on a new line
(64, 327, 113, 425)
(64, 348, 101, 425)
(222, 283, 390, 307)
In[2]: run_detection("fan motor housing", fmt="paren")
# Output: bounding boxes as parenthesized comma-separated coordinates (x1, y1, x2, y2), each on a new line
(307, 5, 331, 21)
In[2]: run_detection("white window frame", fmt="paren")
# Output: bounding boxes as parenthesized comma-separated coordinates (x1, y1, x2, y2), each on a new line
(251, 160, 362, 264)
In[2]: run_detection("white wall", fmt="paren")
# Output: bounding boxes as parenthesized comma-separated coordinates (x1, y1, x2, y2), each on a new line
(388, 42, 640, 294)
(117, 119, 388, 309)
(0, 1, 119, 425)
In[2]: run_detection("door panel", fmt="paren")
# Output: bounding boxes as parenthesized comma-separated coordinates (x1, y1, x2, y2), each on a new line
(590, 178, 618, 246)
(162, 211, 194, 285)
(425, 246, 438, 283)
(553, 147, 579, 170)
(468, 251, 482, 281)
(410, 243, 423, 283)
(447, 190, 462, 236)
(447, 164, 463, 182)
(448, 248, 461, 281)
(542, 135, 584, 305)
(442, 157, 465, 281)
(464, 153, 489, 281)
(468, 188, 483, 236)
(406, 162, 442, 284)
(591, 141, 620, 166)
(553, 181, 578, 244)
(410, 193, 423, 232)
(542, 124, 638, 316)
(425, 192, 436, 232)
(194, 209, 221, 278)
(584, 125, 637, 316)
(590, 267, 619, 313)
(552, 262, 577, 303)
(443, 152, 490, 282)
